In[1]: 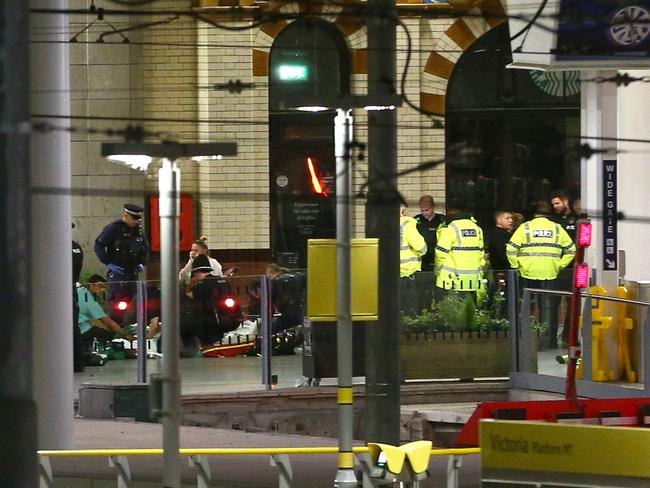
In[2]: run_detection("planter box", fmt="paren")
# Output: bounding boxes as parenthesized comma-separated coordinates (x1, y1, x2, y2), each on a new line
(400, 331, 537, 380)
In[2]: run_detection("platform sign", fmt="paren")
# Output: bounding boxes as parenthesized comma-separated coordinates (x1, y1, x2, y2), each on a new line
(481, 420, 650, 485)
(603, 160, 617, 270)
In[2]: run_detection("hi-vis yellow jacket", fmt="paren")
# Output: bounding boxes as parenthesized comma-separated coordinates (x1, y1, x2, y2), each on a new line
(400, 216, 427, 278)
(434, 215, 485, 291)
(506, 217, 576, 280)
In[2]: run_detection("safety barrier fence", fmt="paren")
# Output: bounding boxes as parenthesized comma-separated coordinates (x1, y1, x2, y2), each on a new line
(513, 286, 650, 397)
(79, 267, 525, 391)
(37, 446, 480, 488)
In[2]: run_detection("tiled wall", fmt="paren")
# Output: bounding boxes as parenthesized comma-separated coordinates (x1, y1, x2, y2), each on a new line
(70, 0, 503, 273)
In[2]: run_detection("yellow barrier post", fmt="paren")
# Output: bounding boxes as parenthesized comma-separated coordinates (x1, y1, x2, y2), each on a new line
(616, 286, 637, 382)
(578, 286, 614, 381)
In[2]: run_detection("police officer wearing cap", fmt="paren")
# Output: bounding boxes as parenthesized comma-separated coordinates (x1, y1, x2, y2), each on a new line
(94, 204, 149, 317)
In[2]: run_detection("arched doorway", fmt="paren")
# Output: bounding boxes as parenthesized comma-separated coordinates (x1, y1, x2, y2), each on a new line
(268, 18, 351, 267)
(445, 24, 581, 229)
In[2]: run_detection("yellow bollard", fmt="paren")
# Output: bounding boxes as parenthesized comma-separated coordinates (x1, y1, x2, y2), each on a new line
(616, 286, 637, 383)
(578, 286, 615, 381)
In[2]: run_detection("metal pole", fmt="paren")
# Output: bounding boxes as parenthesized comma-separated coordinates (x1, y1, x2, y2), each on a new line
(566, 247, 586, 404)
(365, 0, 400, 445)
(159, 158, 181, 487)
(136, 281, 148, 383)
(31, 0, 74, 451)
(334, 109, 356, 488)
(507, 270, 519, 372)
(2, 2, 36, 485)
(261, 275, 273, 389)
(519, 290, 533, 374)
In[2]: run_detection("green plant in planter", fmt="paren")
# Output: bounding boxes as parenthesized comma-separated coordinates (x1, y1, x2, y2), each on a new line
(475, 310, 510, 331)
(401, 291, 517, 333)
(401, 309, 445, 333)
(436, 292, 478, 331)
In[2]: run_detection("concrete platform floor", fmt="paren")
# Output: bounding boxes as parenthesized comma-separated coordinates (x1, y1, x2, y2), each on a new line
(73, 347, 577, 399)
(55, 347, 596, 487)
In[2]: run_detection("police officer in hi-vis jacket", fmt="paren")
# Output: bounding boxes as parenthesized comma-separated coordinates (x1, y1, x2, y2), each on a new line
(507, 201, 576, 349)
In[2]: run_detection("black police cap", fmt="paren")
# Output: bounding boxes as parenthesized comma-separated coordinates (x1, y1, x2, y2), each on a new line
(191, 254, 212, 273)
(124, 203, 144, 219)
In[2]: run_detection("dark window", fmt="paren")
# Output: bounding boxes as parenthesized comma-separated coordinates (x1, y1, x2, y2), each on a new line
(269, 19, 350, 267)
(446, 24, 581, 228)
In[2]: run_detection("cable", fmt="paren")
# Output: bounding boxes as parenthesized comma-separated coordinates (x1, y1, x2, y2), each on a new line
(32, 113, 270, 126)
(583, 73, 650, 87)
(32, 111, 650, 147)
(105, 0, 161, 5)
(28, 181, 650, 225)
(393, 14, 444, 122)
(509, 0, 548, 46)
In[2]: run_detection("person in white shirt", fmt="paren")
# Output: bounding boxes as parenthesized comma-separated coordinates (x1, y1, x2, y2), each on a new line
(179, 236, 222, 283)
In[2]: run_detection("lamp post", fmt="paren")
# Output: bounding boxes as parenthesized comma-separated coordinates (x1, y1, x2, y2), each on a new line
(101, 141, 237, 488)
(290, 95, 401, 487)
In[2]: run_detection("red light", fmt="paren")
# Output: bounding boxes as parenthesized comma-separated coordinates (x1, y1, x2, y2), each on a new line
(575, 264, 590, 289)
(117, 300, 128, 311)
(578, 222, 592, 247)
(306, 157, 327, 196)
(224, 298, 236, 309)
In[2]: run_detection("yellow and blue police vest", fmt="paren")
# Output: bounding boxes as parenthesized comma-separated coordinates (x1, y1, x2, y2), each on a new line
(434, 217, 485, 291)
(506, 217, 576, 280)
(400, 216, 427, 278)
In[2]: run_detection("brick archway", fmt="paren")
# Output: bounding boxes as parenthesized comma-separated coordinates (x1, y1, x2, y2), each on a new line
(420, 0, 506, 115)
(251, 1, 369, 77)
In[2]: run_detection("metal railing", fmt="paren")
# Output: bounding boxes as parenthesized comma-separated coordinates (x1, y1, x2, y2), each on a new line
(37, 446, 480, 488)
(511, 285, 650, 397)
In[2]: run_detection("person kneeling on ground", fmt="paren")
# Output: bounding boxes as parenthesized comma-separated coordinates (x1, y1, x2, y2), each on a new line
(77, 275, 135, 354)
(179, 254, 238, 356)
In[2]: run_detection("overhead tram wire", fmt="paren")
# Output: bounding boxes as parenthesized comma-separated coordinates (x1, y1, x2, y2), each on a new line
(27, 122, 650, 224)
(28, 3, 572, 30)
(31, 112, 650, 146)
(26, 183, 650, 227)
(28, 37, 568, 59)
(31, 0, 650, 34)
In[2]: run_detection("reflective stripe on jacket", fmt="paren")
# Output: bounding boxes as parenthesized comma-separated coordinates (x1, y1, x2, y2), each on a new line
(400, 216, 427, 278)
(506, 217, 576, 280)
(434, 217, 485, 290)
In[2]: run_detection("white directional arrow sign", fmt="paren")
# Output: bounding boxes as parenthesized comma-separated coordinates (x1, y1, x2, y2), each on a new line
(605, 258, 616, 269)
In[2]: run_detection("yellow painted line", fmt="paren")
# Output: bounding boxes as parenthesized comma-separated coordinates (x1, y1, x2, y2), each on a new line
(338, 451, 355, 468)
(38, 446, 481, 458)
(338, 387, 353, 404)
